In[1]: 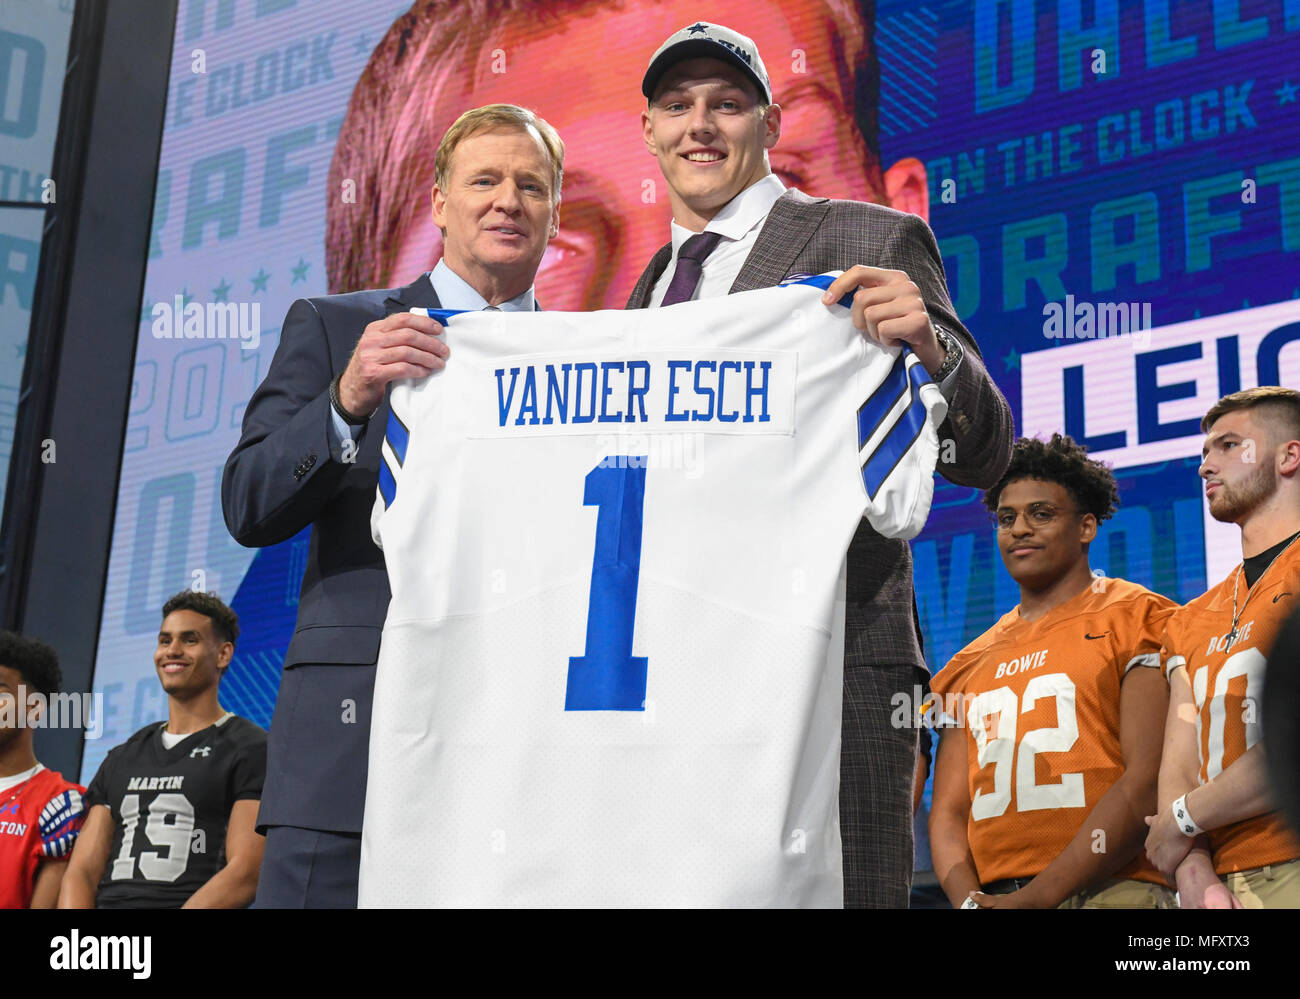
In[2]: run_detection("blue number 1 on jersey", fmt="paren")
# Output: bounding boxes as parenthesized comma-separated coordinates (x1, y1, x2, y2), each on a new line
(565, 458, 649, 711)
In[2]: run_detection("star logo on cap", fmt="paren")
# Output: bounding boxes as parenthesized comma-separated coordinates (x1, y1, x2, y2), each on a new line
(686, 22, 709, 34)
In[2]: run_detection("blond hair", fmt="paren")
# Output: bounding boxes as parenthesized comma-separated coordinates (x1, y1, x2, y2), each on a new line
(434, 104, 564, 199)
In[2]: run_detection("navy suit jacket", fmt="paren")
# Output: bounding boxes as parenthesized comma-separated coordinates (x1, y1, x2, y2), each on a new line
(221, 272, 443, 831)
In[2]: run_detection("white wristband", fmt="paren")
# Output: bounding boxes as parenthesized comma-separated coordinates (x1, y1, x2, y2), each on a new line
(1172, 793, 1204, 837)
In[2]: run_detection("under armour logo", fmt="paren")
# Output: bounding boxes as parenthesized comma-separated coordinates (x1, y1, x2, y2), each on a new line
(190, 746, 211, 758)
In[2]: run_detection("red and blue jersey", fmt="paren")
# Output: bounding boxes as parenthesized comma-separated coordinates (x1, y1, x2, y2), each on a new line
(0, 766, 86, 908)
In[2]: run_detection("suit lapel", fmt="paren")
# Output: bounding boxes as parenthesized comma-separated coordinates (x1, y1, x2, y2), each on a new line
(627, 187, 828, 306)
(626, 244, 674, 310)
(729, 189, 831, 294)
(384, 271, 542, 313)
(384, 272, 442, 315)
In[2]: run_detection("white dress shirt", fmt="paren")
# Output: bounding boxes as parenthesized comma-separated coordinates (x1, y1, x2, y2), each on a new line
(648, 174, 786, 308)
(329, 259, 537, 450)
(648, 173, 962, 399)
(426, 258, 536, 313)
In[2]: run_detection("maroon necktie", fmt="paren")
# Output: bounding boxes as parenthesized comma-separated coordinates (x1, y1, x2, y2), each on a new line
(660, 231, 723, 306)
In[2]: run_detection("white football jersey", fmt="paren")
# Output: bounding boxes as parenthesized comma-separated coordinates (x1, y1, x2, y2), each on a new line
(360, 275, 947, 907)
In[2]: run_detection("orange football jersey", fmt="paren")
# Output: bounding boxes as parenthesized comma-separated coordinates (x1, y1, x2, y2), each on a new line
(1161, 540, 1300, 874)
(931, 578, 1176, 885)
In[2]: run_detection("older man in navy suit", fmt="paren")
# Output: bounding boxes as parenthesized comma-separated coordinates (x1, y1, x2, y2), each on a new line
(222, 104, 564, 907)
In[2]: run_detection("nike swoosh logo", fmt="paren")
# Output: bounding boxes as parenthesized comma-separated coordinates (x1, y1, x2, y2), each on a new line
(1085, 632, 1109, 640)
(1275, 592, 1294, 603)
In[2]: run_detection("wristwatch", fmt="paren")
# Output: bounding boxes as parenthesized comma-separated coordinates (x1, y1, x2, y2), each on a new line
(929, 322, 963, 383)
(329, 373, 371, 426)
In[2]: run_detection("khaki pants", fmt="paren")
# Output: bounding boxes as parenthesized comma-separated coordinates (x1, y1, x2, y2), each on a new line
(1057, 878, 1177, 909)
(1224, 858, 1300, 908)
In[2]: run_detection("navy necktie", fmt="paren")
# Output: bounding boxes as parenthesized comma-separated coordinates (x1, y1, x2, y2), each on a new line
(660, 231, 723, 306)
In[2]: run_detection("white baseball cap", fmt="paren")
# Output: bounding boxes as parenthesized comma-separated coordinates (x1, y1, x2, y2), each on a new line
(642, 22, 773, 104)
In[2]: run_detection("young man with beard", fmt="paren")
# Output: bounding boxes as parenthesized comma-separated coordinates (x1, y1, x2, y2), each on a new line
(0, 633, 85, 908)
(1144, 387, 1300, 908)
(930, 435, 1177, 908)
(58, 592, 266, 908)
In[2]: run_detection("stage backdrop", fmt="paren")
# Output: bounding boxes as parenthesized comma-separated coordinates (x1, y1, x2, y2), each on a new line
(86, 0, 1300, 831)
(0, 1, 72, 521)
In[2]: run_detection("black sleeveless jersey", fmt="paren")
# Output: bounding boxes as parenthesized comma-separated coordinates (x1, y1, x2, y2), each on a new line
(84, 715, 266, 908)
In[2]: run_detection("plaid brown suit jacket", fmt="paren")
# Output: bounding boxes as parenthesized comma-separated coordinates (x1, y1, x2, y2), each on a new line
(626, 188, 1015, 905)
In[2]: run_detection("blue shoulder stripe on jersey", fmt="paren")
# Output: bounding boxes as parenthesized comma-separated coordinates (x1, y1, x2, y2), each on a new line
(386, 407, 410, 467)
(857, 351, 910, 450)
(779, 272, 854, 309)
(409, 306, 467, 324)
(378, 453, 397, 509)
(861, 361, 932, 500)
(384, 304, 462, 473)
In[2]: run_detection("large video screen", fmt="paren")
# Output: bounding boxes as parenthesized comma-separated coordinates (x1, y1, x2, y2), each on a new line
(86, 0, 1300, 808)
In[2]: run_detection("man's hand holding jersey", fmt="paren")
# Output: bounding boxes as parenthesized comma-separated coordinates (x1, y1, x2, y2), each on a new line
(820, 266, 946, 374)
(337, 313, 450, 419)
